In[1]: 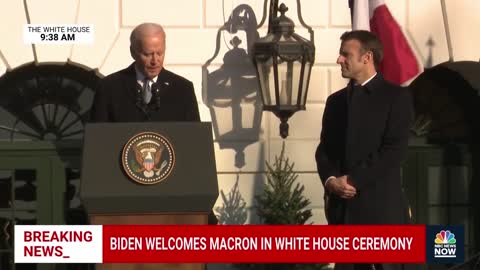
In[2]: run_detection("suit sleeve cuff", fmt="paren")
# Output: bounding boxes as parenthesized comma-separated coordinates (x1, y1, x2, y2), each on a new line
(324, 176, 336, 188)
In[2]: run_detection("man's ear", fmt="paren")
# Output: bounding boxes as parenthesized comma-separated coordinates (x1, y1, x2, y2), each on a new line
(364, 51, 373, 64)
(130, 46, 136, 60)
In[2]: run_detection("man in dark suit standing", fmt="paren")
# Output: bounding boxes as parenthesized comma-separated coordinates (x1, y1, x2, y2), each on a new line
(315, 30, 414, 270)
(90, 22, 200, 122)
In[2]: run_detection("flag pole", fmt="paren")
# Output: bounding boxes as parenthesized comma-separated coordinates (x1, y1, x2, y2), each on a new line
(440, 0, 454, 62)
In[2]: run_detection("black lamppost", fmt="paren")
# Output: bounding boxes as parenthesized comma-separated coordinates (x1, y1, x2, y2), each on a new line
(252, 0, 315, 138)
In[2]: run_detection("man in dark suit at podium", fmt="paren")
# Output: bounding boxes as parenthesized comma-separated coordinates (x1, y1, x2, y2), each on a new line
(90, 22, 217, 224)
(90, 22, 200, 122)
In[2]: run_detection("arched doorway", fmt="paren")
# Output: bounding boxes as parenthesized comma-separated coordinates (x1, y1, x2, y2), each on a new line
(0, 62, 101, 270)
(406, 61, 480, 267)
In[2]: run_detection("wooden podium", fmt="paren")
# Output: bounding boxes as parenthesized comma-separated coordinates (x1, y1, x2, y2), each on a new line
(80, 122, 219, 270)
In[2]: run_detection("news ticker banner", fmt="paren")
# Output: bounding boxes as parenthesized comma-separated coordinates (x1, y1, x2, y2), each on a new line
(24, 24, 94, 44)
(14, 224, 464, 264)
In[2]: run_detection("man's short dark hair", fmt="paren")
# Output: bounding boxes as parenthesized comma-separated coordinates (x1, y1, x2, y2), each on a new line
(340, 30, 383, 70)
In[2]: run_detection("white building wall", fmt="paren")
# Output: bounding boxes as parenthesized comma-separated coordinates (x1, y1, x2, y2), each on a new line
(0, 0, 479, 228)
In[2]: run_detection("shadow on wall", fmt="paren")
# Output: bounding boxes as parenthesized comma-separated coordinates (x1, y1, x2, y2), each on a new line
(202, 4, 266, 228)
(202, 4, 263, 170)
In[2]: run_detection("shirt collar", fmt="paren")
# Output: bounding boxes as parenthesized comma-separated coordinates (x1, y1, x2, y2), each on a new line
(134, 65, 158, 85)
(349, 73, 383, 95)
(361, 72, 377, 86)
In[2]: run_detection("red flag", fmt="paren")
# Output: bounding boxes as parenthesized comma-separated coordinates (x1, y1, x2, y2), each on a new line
(350, 0, 420, 85)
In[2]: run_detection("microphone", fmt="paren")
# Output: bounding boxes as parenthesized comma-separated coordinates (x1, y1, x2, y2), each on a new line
(135, 83, 143, 104)
(135, 83, 148, 115)
(151, 81, 162, 109)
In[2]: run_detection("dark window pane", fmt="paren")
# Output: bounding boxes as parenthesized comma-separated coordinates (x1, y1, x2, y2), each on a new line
(15, 170, 37, 204)
(65, 168, 88, 225)
(0, 171, 12, 208)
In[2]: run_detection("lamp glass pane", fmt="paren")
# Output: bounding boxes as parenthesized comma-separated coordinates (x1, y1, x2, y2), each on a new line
(301, 61, 312, 105)
(256, 57, 275, 106)
(277, 58, 302, 106)
(290, 60, 302, 106)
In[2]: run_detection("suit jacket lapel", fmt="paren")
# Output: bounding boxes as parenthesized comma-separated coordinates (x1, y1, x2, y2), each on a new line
(123, 64, 140, 102)
(123, 64, 148, 115)
(345, 81, 357, 170)
(155, 68, 170, 96)
(363, 73, 384, 94)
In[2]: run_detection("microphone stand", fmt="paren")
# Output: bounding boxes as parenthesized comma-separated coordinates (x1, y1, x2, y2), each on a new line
(135, 83, 148, 116)
(150, 82, 162, 110)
